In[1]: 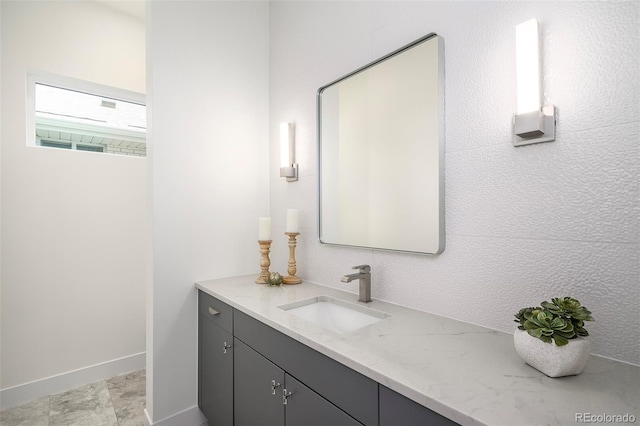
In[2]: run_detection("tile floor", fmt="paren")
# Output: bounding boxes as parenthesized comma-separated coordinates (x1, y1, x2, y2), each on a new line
(0, 369, 146, 426)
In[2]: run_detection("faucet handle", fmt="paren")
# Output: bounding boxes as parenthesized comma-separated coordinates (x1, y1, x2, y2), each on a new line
(352, 264, 371, 273)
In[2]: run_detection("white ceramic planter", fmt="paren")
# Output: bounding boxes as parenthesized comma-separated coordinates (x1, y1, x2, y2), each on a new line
(513, 328, 591, 377)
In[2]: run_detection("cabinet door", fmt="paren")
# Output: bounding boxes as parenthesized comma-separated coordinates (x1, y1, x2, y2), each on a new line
(284, 374, 361, 426)
(234, 338, 285, 426)
(379, 385, 458, 426)
(199, 317, 234, 426)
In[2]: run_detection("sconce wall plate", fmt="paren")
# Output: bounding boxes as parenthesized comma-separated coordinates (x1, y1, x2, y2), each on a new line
(513, 104, 556, 146)
(280, 163, 299, 182)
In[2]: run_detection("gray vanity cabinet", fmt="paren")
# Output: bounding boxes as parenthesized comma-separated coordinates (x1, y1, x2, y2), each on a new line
(379, 386, 458, 426)
(199, 292, 234, 426)
(199, 290, 458, 426)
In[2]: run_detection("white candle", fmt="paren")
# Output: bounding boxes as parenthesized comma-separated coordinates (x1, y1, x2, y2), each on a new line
(286, 209, 299, 233)
(258, 217, 271, 241)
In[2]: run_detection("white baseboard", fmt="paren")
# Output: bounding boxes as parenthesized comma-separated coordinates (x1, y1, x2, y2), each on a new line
(144, 405, 207, 426)
(0, 352, 145, 410)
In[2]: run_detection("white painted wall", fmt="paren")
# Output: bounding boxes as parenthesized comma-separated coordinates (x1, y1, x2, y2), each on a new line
(146, 1, 269, 423)
(0, 0, 146, 397)
(0, 2, 3, 397)
(269, 1, 639, 365)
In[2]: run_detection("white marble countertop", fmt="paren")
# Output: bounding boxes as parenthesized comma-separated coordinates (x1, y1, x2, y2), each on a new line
(196, 275, 639, 426)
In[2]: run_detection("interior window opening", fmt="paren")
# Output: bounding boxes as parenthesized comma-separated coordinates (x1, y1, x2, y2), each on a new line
(30, 74, 146, 157)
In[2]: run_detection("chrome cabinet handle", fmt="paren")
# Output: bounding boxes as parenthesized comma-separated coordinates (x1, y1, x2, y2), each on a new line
(271, 380, 281, 395)
(223, 342, 232, 354)
(208, 307, 220, 316)
(283, 388, 292, 405)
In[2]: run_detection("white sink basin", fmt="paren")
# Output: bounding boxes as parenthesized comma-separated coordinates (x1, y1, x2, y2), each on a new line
(279, 296, 390, 334)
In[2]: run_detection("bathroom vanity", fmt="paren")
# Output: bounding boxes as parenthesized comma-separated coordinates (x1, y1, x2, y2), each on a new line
(196, 276, 639, 426)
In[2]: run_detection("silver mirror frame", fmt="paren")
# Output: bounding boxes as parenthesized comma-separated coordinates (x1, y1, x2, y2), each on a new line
(317, 33, 445, 255)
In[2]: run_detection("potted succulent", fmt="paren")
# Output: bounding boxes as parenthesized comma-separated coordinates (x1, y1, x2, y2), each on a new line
(513, 297, 594, 377)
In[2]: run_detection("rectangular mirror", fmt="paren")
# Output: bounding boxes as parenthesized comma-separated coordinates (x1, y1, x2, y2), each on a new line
(318, 33, 444, 254)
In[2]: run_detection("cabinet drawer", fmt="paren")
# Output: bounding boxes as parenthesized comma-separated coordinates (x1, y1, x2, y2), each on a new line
(234, 310, 378, 426)
(199, 291, 233, 333)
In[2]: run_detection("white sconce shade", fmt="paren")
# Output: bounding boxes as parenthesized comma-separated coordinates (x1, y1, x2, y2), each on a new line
(513, 19, 556, 146)
(280, 122, 298, 182)
(516, 19, 541, 114)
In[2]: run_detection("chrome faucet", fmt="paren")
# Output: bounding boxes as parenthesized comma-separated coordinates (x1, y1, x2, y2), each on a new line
(341, 265, 371, 303)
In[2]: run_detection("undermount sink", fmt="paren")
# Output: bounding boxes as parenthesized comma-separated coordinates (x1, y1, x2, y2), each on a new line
(279, 296, 390, 334)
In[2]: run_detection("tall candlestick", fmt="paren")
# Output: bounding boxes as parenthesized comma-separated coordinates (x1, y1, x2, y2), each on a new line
(258, 217, 271, 241)
(255, 240, 272, 284)
(286, 209, 299, 233)
(283, 232, 302, 285)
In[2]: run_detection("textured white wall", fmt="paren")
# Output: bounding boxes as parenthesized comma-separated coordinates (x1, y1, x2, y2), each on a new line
(147, 1, 269, 422)
(0, 1, 146, 391)
(269, 1, 639, 365)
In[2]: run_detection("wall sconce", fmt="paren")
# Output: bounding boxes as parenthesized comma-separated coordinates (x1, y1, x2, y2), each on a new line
(513, 19, 556, 147)
(280, 122, 298, 182)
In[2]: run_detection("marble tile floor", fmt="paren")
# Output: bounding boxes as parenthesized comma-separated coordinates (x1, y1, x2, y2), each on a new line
(0, 369, 146, 426)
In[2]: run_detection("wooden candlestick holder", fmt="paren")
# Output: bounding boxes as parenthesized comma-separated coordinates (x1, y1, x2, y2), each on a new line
(283, 232, 302, 285)
(255, 240, 272, 284)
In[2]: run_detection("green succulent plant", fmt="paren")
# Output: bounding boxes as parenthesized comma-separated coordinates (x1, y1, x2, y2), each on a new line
(514, 297, 594, 346)
(267, 272, 283, 287)
(541, 297, 594, 337)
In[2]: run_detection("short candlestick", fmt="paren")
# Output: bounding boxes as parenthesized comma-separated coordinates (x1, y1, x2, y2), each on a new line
(283, 232, 302, 285)
(255, 240, 272, 284)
